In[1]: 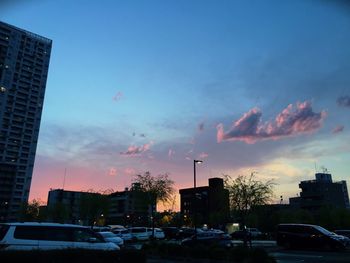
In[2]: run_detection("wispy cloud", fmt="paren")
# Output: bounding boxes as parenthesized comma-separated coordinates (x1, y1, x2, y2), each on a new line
(217, 101, 326, 144)
(113, 91, 123, 102)
(199, 152, 209, 159)
(120, 141, 153, 156)
(337, 95, 350, 108)
(168, 148, 175, 159)
(124, 167, 136, 175)
(109, 167, 117, 176)
(332, 125, 344, 134)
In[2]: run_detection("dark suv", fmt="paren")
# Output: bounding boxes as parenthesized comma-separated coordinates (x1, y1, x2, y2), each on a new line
(276, 224, 349, 250)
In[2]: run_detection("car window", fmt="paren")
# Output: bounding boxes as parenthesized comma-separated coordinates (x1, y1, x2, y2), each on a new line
(14, 226, 41, 240)
(100, 232, 115, 238)
(0, 224, 9, 240)
(43, 227, 73, 241)
(14, 226, 74, 241)
(131, 228, 146, 233)
(313, 225, 333, 236)
(73, 228, 104, 242)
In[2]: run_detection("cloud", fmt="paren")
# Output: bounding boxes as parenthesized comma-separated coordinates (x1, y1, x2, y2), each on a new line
(120, 142, 153, 156)
(113, 91, 123, 102)
(199, 152, 209, 159)
(124, 167, 136, 175)
(337, 95, 350, 108)
(332, 125, 344, 134)
(217, 101, 326, 144)
(109, 167, 117, 176)
(168, 148, 175, 159)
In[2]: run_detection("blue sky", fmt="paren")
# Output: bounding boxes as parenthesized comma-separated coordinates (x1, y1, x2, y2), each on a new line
(2, 0, 350, 210)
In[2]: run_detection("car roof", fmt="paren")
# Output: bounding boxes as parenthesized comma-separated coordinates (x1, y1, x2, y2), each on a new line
(278, 223, 318, 227)
(2, 222, 87, 228)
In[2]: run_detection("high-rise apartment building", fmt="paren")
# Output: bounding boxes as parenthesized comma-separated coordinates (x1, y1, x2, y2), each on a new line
(0, 21, 52, 221)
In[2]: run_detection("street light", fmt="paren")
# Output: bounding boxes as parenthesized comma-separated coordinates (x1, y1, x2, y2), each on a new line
(193, 159, 203, 239)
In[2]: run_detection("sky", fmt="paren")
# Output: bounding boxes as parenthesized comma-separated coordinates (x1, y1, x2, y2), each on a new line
(1, 0, 350, 211)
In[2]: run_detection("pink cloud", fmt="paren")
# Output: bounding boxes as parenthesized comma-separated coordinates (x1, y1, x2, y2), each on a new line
(217, 101, 327, 144)
(113, 91, 123, 102)
(109, 167, 117, 176)
(124, 167, 136, 175)
(332, 125, 344, 134)
(120, 141, 153, 156)
(199, 152, 209, 159)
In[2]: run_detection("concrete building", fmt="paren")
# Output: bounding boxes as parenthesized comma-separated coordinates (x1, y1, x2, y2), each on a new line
(108, 185, 151, 226)
(289, 172, 350, 210)
(179, 177, 230, 228)
(0, 21, 52, 221)
(47, 185, 151, 226)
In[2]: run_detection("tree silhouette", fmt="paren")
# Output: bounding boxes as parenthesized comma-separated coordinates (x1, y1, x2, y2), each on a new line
(224, 172, 275, 246)
(133, 172, 175, 238)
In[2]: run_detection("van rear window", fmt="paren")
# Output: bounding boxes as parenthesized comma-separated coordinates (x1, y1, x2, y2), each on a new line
(0, 224, 9, 240)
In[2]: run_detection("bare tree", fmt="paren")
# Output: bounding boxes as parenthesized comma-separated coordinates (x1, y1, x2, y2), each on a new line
(19, 199, 42, 222)
(133, 171, 175, 238)
(133, 172, 175, 204)
(224, 172, 275, 246)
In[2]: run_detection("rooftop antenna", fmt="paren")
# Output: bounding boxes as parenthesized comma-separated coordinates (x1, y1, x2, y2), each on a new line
(62, 168, 67, 190)
(314, 162, 318, 173)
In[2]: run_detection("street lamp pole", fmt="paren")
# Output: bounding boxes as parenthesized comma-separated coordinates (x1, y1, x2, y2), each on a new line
(193, 160, 203, 239)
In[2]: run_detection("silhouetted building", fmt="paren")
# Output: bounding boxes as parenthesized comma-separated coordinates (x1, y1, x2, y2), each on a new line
(179, 177, 230, 228)
(47, 185, 151, 226)
(0, 21, 52, 221)
(289, 173, 350, 210)
(109, 184, 151, 226)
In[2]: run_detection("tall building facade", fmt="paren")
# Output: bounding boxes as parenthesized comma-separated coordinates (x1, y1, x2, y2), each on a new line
(0, 21, 52, 221)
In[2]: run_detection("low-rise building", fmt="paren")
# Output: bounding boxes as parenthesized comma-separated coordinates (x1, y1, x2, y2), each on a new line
(46, 184, 151, 226)
(289, 172, 350, 210)
(179, 177, 230, 228)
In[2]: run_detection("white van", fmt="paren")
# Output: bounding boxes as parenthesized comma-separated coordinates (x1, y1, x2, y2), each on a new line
(0, 222, 119, 251)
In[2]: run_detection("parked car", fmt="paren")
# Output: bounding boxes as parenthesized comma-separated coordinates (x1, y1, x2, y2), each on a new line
(91, 226, 112, 232)
(161, 227, 180, 240)
(147, 228, 165, 239)
(177, 227, 204, 240)
(112, 228, 133, 242)
(276, 223, 350, 250)
(97, 231, 124, 247)
(128, 227, 150, 241)
(333, 230, 350, 239)
(181, 231, 232, 248)
(0, 222, 119, 251)
(230, 230, 246, 240)
(246, 228, 262, 238)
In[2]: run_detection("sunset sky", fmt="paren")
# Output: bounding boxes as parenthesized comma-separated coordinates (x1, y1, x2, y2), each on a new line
(1, 0, 350, 210)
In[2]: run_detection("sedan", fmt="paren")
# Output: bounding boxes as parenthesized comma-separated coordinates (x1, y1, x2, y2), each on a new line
(97, 231, 124, 247)
(181, 232, 232, 248)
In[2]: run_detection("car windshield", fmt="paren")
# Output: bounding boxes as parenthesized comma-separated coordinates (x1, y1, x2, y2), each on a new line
(100, 232, 116, 238)
(314, 226, 334, 236)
